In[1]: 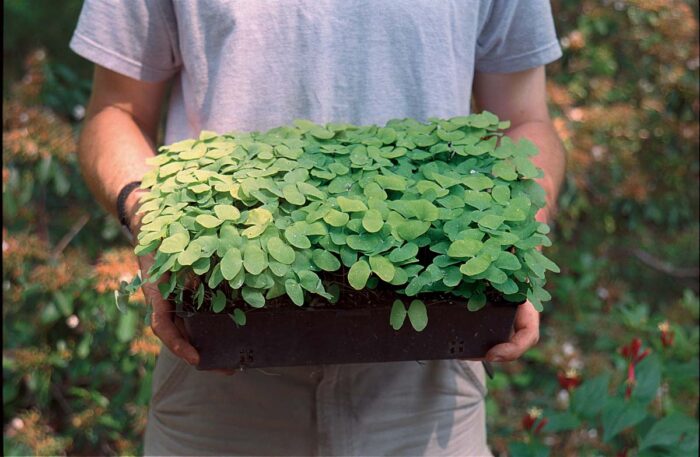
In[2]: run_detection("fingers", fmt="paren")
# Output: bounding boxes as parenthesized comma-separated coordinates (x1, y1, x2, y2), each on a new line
(151, 310, 200, 366)
(137, 253, 200, 366)
(136, 253, 229, 374)
(173, 315, 188, 336)
(484, 328, 538, 362)
(484, 300, 540, 362)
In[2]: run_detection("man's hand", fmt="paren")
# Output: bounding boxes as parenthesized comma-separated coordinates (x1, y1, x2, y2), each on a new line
(137, 252, 200, 366)
(126, 192, 199, 367)
(483, 300, 540, 362)
(128, 194, 236, 375)
(78, 67, 236, 374)
(140, 254, 234, 374)
(470, 66, 566, 363)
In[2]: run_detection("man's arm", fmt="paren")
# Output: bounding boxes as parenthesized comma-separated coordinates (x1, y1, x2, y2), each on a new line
(79, 66, 200, 366)
(79, 65, 165, 228)
(472, 66, 566, 362)
(473, 66, 566, 223)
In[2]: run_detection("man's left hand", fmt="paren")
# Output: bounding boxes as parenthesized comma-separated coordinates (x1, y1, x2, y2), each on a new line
(480, 300, 540, 362)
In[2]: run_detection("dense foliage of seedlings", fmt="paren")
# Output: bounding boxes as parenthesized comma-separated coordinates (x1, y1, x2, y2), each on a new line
(125, 113, 559, 326)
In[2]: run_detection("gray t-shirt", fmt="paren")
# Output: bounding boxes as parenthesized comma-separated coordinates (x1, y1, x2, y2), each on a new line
(71, 0, 561, 144)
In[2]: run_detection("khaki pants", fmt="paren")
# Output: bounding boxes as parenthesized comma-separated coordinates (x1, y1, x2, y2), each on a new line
(144, 346, 493, 456)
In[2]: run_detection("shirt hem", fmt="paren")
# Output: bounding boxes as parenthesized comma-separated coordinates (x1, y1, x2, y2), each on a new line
(69, 32, 177, 83)
(476, 41, 563, 73)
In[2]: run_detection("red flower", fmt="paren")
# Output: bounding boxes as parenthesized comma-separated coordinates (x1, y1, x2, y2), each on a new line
(620, 338, 651, 364)
(534, 417, 549, 434)
(658, 321, 675, 348)
(557, 368, 583, 391)
(625, 363, 637, 399)
(522, 407, 547, 434)
(620, 338, 651, 399)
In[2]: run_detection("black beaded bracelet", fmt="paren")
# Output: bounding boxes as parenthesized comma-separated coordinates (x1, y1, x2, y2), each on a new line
(116, 181, 143, 229)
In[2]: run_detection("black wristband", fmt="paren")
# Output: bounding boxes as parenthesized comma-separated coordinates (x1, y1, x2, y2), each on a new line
(117, 181, 143, 229)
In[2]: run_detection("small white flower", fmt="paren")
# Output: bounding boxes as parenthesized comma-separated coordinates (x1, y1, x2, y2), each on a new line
(527, 406, 543, 418)
(569, 357, 584, 370)
(562, 342, 575, 356)
(568, 108, 584, 122)
(639, 80, 654, 93)
(591, 145, 606, 160)
(11, 417, 24, 430)
(72, 105, 86, 120)
(556, 389, 570, 408)
(596, 287, 609, 299)
(66, 315, 80, 329)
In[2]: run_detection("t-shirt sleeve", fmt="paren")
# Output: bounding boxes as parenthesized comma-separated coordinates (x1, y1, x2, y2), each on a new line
(69, 0, 181, 82)
(476, 0, 562, 73)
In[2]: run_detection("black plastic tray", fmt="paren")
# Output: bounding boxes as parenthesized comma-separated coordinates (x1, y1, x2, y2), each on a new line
(182, 301, 518, 370)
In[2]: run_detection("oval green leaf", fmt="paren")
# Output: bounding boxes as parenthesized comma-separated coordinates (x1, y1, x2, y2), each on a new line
(312, 249, 341, 271)
(267, 236, 296, 264)
(159, 232, 190, 254)
(369, 255, 395, 282)
(221, 248, 243, 280)
(285, 279, 305, 306)
(460, 255, 491, 276)
(211, 290, 226, 313)
(407, 299, 428, 331)
(348, 259, 371, 290)
(390, 300, 407, 330)
(243, 243, 267, 275)
(362, 209, 384, 233)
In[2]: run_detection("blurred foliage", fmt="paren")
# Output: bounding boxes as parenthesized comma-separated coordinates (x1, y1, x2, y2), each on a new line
(3, 50, 155, 456)
(3, 0, 92, 119)
(2, 0, 699, 455)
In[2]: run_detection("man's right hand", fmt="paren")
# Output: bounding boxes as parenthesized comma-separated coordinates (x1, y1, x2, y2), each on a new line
(137, 252, 200, 366)
(80, 66, 234, 374)
(128, 192, 235, 375)
(126, 191, 199, 366)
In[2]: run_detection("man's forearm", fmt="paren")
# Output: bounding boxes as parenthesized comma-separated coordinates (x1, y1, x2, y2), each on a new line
(78, 106, 156, 227)
(506, 120, 566, 223)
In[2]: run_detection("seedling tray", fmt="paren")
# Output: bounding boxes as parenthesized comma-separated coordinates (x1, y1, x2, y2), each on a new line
(182, 299, 518, 370)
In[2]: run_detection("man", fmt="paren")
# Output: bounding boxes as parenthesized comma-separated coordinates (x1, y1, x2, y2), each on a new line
(72, 1, 565, 455)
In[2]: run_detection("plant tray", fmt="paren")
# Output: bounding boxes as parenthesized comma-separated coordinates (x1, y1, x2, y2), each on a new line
(182, 299, 518, 370)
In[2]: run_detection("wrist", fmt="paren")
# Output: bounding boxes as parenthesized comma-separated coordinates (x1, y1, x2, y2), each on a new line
(536, 175, 558, 225)
(116, 181, 145, 243)
(125, 188, 147, 236)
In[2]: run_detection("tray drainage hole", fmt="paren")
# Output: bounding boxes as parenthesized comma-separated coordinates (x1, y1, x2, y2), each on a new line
(239, 349, 254, 365)
(448, 339, 466, 355)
